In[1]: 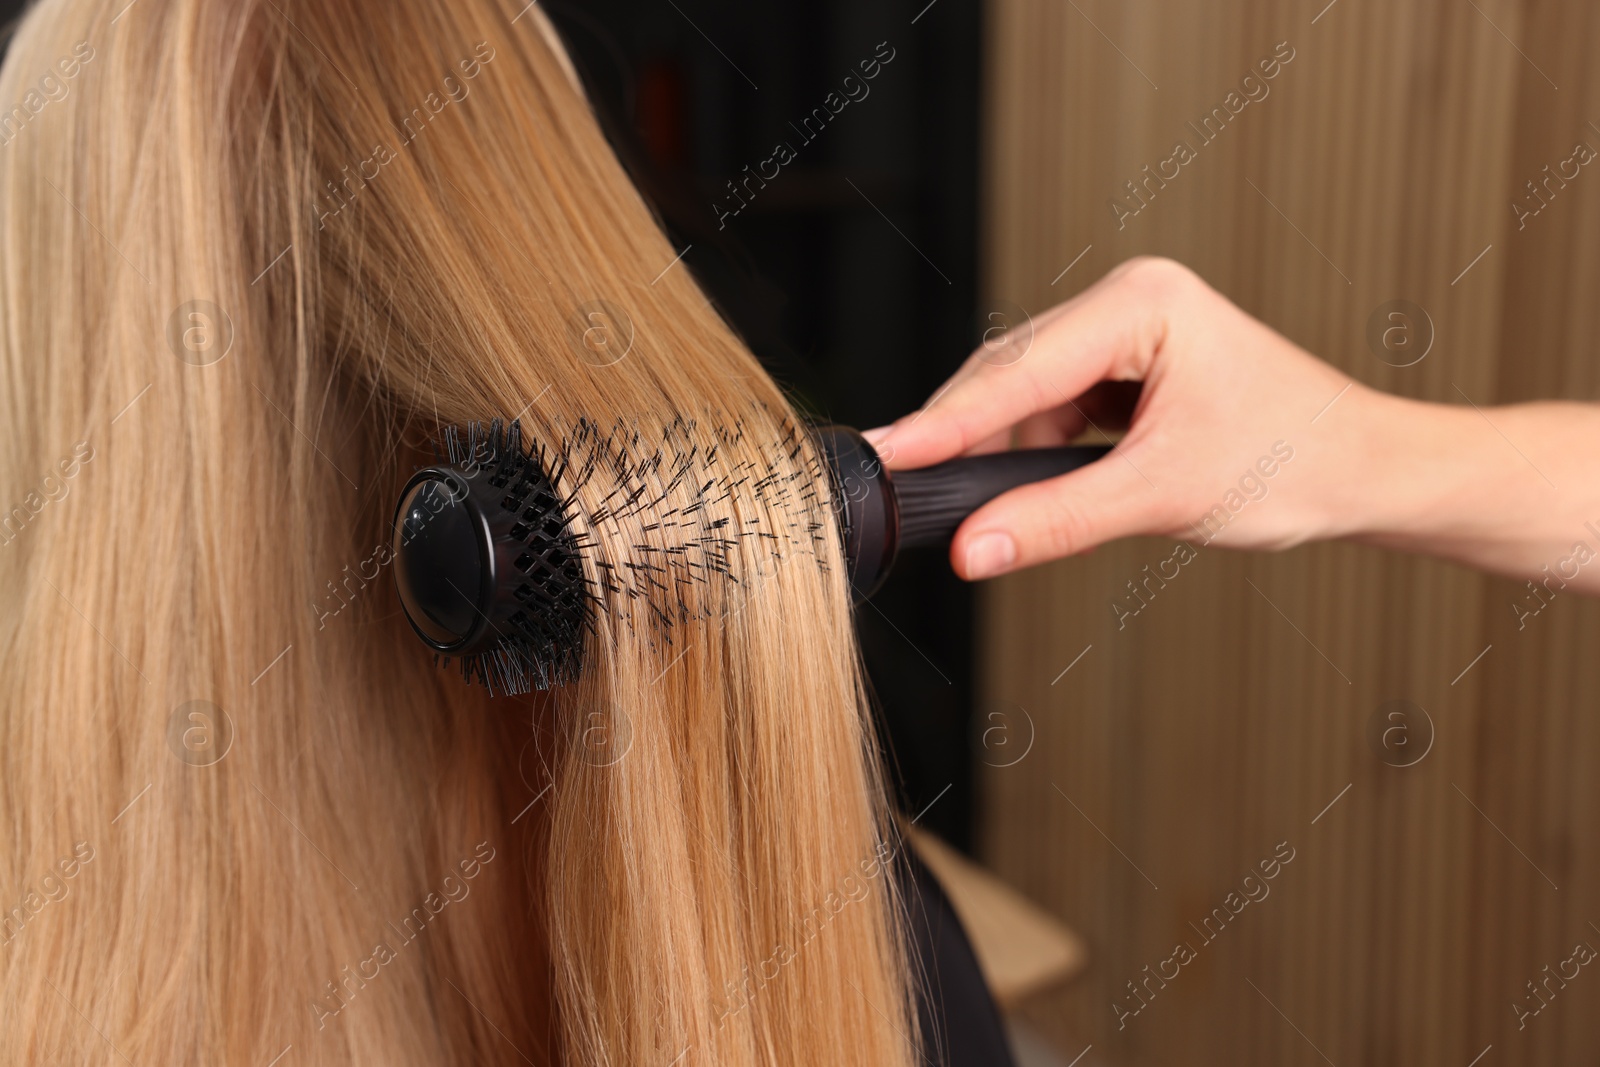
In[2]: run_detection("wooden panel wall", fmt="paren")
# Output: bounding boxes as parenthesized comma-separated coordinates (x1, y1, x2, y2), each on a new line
(976, 2, 1600, 1065)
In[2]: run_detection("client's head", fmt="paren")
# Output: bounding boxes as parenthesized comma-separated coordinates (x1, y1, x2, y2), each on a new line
(0, 1, 918, 1063)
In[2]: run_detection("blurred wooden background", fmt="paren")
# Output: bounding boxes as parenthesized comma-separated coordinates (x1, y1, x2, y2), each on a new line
(975, 1, 1600, 1064)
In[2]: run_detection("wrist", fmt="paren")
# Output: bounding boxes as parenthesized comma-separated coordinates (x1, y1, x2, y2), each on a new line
(1333, 385, 1503, 552)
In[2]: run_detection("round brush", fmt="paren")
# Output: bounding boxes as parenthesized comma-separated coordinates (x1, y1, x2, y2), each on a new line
(391, 420, 1109, 693)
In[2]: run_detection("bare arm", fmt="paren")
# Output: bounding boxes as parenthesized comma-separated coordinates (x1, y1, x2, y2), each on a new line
(1339, 393, 1600, 592)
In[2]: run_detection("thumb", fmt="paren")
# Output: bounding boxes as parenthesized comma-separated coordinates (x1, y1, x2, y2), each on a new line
(951, 451, 1158, 579)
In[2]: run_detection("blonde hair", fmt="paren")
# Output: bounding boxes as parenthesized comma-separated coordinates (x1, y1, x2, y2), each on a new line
(0, 1, 918, 1063)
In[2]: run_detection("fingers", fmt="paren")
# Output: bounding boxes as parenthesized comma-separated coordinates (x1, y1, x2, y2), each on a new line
(1012, 408, 1085, 448)
(864, 258, 1180, 471)
(951, 448, 1161, 579)
(965, 428, 1016, 457)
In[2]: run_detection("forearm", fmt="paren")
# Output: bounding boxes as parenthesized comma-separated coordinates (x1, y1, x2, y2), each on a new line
(1334, 389, 1600, 594)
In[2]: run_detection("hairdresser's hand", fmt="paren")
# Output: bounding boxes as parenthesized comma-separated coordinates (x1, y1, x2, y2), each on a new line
(866, 256, 1600, 588)
(865, 258, 1368, 578)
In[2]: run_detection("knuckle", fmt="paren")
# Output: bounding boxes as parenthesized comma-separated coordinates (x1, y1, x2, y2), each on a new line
(1037, 486, 1096, 559)
(1121, 255, 1197, 297)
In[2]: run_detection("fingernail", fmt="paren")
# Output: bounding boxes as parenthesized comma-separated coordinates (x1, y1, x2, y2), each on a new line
(964, 532, 1016, 580)
(861, 425, 893, 446)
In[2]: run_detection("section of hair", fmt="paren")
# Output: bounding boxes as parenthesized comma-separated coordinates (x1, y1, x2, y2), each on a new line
(0, 1, 917, 1065)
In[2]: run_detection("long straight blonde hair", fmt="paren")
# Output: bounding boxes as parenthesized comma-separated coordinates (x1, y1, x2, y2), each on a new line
(0, 0, 919, 1063)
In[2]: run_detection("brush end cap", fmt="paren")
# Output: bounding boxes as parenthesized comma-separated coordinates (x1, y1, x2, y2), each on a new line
(393, 469, 494, 652)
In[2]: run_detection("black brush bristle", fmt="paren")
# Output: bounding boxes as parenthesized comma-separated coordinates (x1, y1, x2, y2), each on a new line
(452, 420, 595, 695)
(395, 413, 838, 696)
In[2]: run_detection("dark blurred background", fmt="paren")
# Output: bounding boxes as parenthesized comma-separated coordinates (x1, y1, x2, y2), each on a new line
(544, 0, 986, 851)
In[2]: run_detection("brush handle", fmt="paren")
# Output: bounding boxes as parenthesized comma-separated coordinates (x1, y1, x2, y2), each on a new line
(892, 445, 1113, 550)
